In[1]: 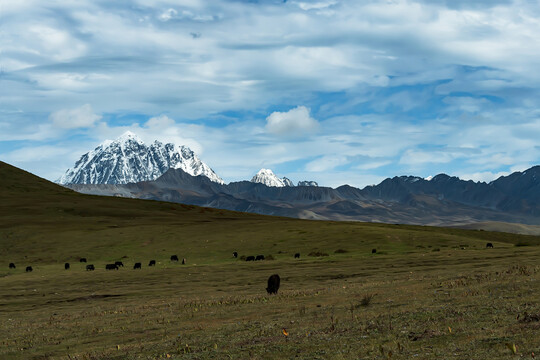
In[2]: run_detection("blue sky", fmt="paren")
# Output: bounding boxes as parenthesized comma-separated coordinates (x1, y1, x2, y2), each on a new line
(1, 0, 540, 187)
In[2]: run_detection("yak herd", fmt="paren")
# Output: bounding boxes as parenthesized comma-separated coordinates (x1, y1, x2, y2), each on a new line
(6, 243, 496, 295)
(6, 252, 286, 294)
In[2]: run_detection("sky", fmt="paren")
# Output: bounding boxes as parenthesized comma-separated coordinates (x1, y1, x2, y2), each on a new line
(1, 0, 540, 188)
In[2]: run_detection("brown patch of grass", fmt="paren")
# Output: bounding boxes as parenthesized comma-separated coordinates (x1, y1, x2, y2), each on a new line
(308, 251, 329, 257)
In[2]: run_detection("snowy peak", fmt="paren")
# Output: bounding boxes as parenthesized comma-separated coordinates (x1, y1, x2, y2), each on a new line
(115, 130, 143, 144)
(251, 169, 294, 187)
(282, 177, 294, 187)
(58, 132, 224, 185)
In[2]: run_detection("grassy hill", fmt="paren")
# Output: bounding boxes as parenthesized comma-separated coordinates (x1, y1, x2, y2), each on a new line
(1, 161, 540, 359)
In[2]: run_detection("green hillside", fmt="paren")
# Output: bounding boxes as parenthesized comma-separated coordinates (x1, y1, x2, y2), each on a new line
(1, 161, 540, 359)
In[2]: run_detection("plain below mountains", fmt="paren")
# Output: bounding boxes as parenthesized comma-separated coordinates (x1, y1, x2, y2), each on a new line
(67, 165, 540, 228)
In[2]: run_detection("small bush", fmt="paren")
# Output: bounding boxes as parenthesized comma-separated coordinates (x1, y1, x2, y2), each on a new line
(334, 249, 348, 254)
(239, 255, 246, 260)
(432, 248, 440, 252)
(360, 293, 375, 307)
(515, 242, 532, 247)
(265, 254, 275, 260)
(308, 251, 329, 257)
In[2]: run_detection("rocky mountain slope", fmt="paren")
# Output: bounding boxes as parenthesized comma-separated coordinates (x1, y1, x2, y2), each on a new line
(67, 166, 540, 226)
(58, 132, 223, 185)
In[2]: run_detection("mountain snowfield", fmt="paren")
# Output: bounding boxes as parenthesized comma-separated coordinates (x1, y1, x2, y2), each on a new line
(250, 169, 319, 187)
(58, 131, 224, 185)
(250, 168, 294, 187)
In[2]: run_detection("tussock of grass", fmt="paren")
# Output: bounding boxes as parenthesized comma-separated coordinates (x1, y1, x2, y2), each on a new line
(359, 293, 375, 307)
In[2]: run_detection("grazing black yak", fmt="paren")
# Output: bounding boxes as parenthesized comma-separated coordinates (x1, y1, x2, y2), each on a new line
(114, 261, 124, 267)
(148, 260, 156, 266)
(133, 262, 142, 269)
(266, 274, 280, 295)
(9, 263, 16, 269)
(255, 255, 265, 261)
(486, 243, 494, 248)
(171, 255, 179, 262)
(233, 251, 238, 258)
(105, 264, 118, 270)
(294, 253, 300, 259)
(65, 263, 70, 270)
(25, 266, 33, 272)
(80, 258, 87, 263)
(246, 256, 255, 261)
(86, 264, 95, 271)
(372, 249, 377, 254)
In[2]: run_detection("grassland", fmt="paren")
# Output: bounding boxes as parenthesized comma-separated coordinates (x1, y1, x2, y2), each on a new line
(1, 161, 540, 359)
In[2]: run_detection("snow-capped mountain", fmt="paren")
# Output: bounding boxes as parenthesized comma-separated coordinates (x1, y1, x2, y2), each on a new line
(282, 177, 294, 187)
(250, 169, 294, 187)
(58, 131, 224, 185)
(298, 181, 318, 187)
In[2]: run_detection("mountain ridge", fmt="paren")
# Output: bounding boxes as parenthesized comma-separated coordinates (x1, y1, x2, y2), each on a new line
(67, 165, 540, 227)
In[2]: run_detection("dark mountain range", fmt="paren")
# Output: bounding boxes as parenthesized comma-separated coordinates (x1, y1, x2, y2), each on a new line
(67, 165, 540, 226)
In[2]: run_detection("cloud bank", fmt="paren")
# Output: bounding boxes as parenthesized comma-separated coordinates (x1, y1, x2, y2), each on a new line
(49, 104, 102, 129)
(1, 0, 540, 187)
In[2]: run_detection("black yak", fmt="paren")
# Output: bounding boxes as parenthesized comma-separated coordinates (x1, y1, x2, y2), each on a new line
(105, 264, 118, 270)
(266, 274, 280, 295)
(372, 249, 377, 254)
(25, 266, 33, 272)
(114, 261, 124, 267)
(246, 256, 255, 261)
(294, 253, 300, 259)
(148, 260, 156, 266)
(9, 263, 15, 269)
(80, 258, 87, 263)
(233, 251, 238, 258)
(133, 262, 142, 269)
(65, 263, 70, 270)
(486, 243, 494, 248)
(86, 264, 95, 271)
(171, 255, 179, 262)
(182, 258, 186, 265)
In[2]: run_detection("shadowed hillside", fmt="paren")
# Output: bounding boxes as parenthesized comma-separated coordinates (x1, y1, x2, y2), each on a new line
(2, 160, 538, 265)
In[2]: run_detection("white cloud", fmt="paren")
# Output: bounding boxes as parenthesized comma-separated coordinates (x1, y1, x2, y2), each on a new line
(159, 8, 178, 21)
(354, 160, 392, 171)
(399, 149, 459, 165)
(145, 114, 176, 128)
(49, 104, 102, 129)
(29, 25, 87, 61)
(294, 1, 337, 11)
(265, 106, 319, 136)
(2, 145, 70, 163)
(305, 155, 348, 172)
